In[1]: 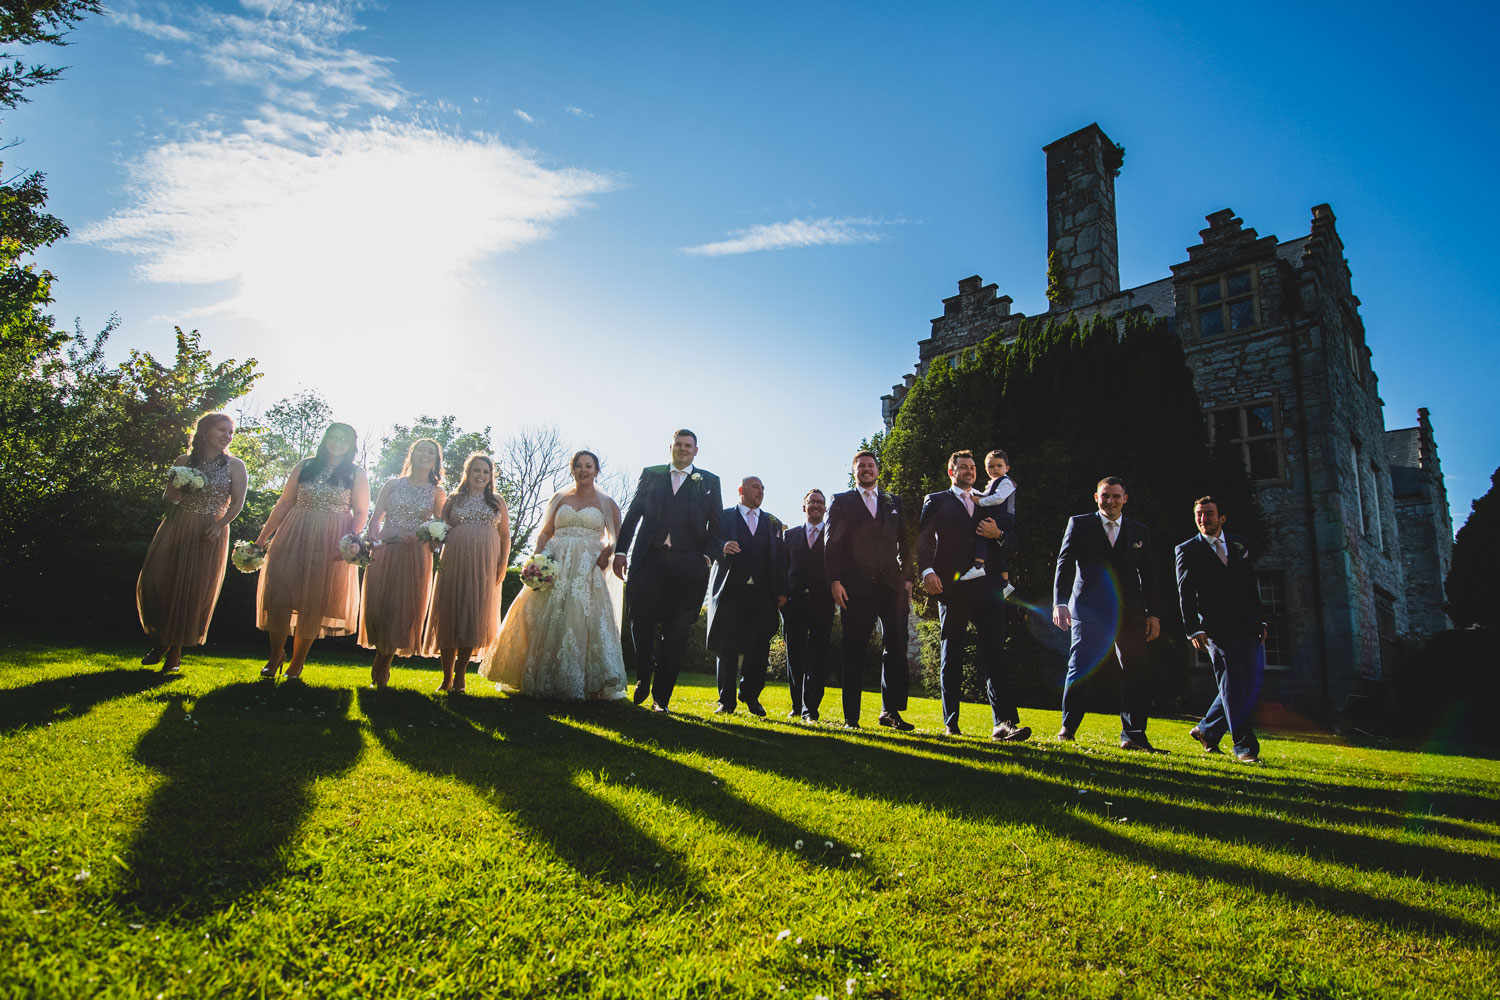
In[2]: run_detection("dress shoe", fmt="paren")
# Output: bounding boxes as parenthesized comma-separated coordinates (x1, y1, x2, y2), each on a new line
(1233, 750, 1262, 764)
(1056, 727, 1076, 741)
(802, 711, 820, 722)
(945, 723, 962, 736)
(712, 703, 735, 715)
(651, 702, 669, 714)
(787, 709, 802, 718)
(745, 699, 767, 717)
(992, 722, 1032, 742)
(842, 720, 860, 729)
(1120, 739, 1169, 754)
(633, 684, 650, 706)
(1189, 726, 1223, 754)
(877, 710, 915, 731)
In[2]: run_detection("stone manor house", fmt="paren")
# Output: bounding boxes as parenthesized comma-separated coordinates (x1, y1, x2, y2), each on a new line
(881, 123, 1454, 720)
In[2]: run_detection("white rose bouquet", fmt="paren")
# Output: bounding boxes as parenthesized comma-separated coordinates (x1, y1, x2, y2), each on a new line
(231, 540, 266, 573)
(415, 519, 448, 546)
(339, 533, 375, 567)
(519, 552, 559, 592)
(167, 465, 207, 491)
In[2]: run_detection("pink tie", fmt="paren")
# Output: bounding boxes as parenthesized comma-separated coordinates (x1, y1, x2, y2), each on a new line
(1107, 521, 1118, 546)
(1216, 538, 1228, 566)
(863, 490, 877, 516)
(671, 470, 683, 495)
(746, 510, 757, 536)
(807, 525, 818, 549)
(961, 491, 973, 516)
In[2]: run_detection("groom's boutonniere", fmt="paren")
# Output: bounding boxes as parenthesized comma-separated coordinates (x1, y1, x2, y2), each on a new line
(1233, 542, 1247, 557)
(1132, 540, 1143, 549)
(691, 472, 702, 482)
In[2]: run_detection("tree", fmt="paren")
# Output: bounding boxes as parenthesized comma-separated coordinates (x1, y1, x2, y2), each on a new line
(0, 0, 102, 116)
(498, 424, 571, 563)
(880, 311, 1257, 709)
(1445, 466, 1499, 630)
(372, 414, 492, 495)
(233, 388, 334, 491)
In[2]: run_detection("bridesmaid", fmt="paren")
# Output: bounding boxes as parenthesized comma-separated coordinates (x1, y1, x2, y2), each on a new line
(358, 438, 445, 687)
(137, 412, 248, 674)
(254, 422, 371, 680)
(424, 453, 510, 692)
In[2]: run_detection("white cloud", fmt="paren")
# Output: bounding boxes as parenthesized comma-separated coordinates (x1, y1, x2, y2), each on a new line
(144, 51, 172, 66)
(565, 106, 593, 118)
(513, 109, 535, 124)
(112, 9, 192, 42)
(81, 119, 615, 355)
(682, 217, 891, 257)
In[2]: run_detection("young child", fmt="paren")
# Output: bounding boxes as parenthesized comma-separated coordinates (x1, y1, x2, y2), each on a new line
(958, 449, 1017, 598)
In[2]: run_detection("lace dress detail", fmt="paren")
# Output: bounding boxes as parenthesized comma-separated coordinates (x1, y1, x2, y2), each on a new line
(137, 458, 234, 646)
(359, 479, 438, 656)
(481, 504, 627, 700)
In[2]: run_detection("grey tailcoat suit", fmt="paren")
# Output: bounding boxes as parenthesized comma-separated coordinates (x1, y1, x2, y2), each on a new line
(1176, 531, 1264, 755)
(616, 465, 723, 708)
(706, 506, 788, 709)
(1052, 512, 1160, 742)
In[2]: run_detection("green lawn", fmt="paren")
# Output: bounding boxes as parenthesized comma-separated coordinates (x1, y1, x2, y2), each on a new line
(2, 641, 1496, 999)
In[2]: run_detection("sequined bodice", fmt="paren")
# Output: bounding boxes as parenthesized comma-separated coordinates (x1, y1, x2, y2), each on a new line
(554, 504, 607, 539)
(294, 474, 353, 513)
(450, 492, 500, 525)
(179, 459, 232, 517)
(383, 479, 436, 533)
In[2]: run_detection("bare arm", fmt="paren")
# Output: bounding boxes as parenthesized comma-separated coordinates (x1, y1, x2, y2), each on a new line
(534, 493, 564, 554)
(597, 496, 622, 570)
(496, 499, 513, 583)
(367, 480, 394, 541)
(161, 452, 193, 505)
(351, 468, 371, 533)
(255, 460, 307, 547)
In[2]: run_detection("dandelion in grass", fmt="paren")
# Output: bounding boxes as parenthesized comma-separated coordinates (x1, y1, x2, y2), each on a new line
(847, 978, 858, 995)
(794, 839, 804, 850)
(776, 929, 792, 942)
(850, 852, 862, 858)
(824, 841, 833, 849)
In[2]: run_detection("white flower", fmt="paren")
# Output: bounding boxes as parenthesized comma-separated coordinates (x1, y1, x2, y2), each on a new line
(73, 870, 90, 882)
(846, 978, 857, 995)
(850, 852, 862, 859)
(691, 472, 702, 481)
(824, 841, 834, 849)
(776, 929, 791, 941)
(794, 839, 804, 850)
(167, 465, 206, 491)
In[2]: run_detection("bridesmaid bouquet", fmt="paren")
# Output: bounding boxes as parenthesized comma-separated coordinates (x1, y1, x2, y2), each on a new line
(339, 533, 375, 567)
(231, 540, 266, 573)
(167, 465, 207, 491)
(519, 552, 559, 592)
(415, 519, 448, 545)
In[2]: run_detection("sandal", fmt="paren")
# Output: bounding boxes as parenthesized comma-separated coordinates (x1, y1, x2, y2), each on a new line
(260, 660, 284, 679)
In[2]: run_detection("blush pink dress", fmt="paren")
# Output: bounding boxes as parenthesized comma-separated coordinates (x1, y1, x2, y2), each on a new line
(423, 492, 505, 661)
(358, 478, 438, 657)
(256, 473, 361, 637)
(136, 458, 233, 646)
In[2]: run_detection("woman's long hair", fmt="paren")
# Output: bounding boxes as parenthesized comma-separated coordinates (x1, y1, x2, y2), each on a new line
(443, 453, 501, 518)
(296, 422, 359, 489)
(186, 412, 233, 469)
(399, 437, 444, 486)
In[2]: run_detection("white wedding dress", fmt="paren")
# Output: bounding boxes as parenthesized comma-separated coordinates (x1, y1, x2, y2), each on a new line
(481, 504, 628, 701)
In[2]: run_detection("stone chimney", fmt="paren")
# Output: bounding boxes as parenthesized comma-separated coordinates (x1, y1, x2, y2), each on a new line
(1043, 123, 1121, 309)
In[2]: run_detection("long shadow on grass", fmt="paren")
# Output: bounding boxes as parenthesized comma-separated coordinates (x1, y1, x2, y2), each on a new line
(592, 712, 1500, 943)
(116, 681, 363, 917)
(0, 667, 172, 733)
(360, 688, 847, 896)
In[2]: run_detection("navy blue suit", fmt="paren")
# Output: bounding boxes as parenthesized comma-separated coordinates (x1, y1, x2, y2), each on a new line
(782, 522, 835, 718)
(616, 465, 723, 708)
(1052, 512, 1161, 742)
(1176, 532, 1264, 755)
(706, 506, 788, 709)
(917, 489, 1021, 730)
(824, 488, 911, 724)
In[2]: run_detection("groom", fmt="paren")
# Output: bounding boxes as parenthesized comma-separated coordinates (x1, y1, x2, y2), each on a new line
(614, 429, 723, 712)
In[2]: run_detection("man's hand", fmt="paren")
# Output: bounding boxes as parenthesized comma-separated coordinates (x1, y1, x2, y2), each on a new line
(1145, 616, 1161, 642)
(612, 553, 628, 580)
(1052, 605, 1072, 630)
(923, 571, 942, 596)
(1190, 632, 1210, 653)
(722, 540, 741, 556)
(830, 581, 849, 610)
(976, 517, 1002, 540)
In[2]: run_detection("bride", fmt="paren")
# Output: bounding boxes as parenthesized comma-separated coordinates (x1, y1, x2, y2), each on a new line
(481, 450, 628, 700)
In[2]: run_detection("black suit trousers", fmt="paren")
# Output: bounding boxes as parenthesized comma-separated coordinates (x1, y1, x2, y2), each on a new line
(782, 594, 834, 716)
(1062, 616, 1149, 742)
(839, 583, 909, 723)
(626, 548, 708, 708)
(937, 582, 1017, 729)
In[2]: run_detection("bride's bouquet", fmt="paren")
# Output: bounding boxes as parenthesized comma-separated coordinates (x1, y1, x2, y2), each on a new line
(231, 540, 266, 573)
(166, 465, 206, 491)
(519, 552, 559, 592)
(339, 533, 375, 567)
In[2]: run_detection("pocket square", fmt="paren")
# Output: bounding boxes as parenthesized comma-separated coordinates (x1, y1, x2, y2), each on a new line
(1132, 540, 1143, 548)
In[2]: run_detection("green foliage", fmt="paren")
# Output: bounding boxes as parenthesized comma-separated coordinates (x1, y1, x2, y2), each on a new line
(373, 414, 493, 495)
(1445, 465, 1499, 629)
(233, 388, 334, 491)
(883, 312, 1257, 710)
(1105, 141, 1126, 178)
(1045, 249, 1071, 309)
(0, 0, 102, 114)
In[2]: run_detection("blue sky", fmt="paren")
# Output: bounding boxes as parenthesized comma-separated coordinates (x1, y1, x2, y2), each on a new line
(9, 0, 1496, 532)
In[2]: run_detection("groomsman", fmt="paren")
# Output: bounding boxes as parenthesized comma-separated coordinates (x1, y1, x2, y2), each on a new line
(1176, 495, 1267, 763)
(705, 477, 788, 716)
(782, 489, 835, 721)
(825, 450, 914, 731)
(917, 450, 1030, 741)
(614, 429, 723, 713)
(1052, 476, 1165, 751)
